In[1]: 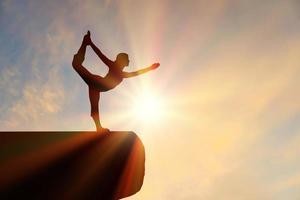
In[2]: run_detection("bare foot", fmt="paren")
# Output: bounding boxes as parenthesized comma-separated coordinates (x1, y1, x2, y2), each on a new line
(97, 127, 110, 133)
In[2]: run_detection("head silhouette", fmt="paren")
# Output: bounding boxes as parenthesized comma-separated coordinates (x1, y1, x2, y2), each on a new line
(116, 53, 129, 68)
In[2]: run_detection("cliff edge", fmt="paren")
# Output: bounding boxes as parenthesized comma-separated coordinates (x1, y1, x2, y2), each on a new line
(0, 131, 145, 199)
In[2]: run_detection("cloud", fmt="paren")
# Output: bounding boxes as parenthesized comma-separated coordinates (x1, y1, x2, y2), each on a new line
(2, 67, 64, 130)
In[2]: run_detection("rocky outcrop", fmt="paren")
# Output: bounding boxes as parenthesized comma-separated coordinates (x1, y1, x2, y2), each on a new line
(0, 131, 145, 199)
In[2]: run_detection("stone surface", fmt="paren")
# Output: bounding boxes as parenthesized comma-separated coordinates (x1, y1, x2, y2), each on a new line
(0, 131, 145, 199)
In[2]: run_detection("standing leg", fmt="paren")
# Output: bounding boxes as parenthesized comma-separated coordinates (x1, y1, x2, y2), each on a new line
(89, 87, 101, 131)
(89, 87, 108, 132)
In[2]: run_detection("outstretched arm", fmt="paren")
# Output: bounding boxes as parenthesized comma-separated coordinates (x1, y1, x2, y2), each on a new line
(122, 63, 160, 78)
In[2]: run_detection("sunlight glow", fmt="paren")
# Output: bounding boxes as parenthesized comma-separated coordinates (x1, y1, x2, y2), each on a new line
(130, 93, 166, 124)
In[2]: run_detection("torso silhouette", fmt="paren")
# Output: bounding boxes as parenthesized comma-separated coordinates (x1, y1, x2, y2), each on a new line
(88, 61, 124, 92)
(102, 64, 124, 91)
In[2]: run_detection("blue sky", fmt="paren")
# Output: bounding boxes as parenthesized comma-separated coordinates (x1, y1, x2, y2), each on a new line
(1, 0, 300, 199)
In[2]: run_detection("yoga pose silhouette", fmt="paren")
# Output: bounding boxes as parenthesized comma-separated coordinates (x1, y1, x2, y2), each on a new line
(72, 31, 160, 132)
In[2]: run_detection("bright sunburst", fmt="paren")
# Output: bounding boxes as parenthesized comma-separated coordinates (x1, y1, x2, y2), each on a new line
(130, 92, 166, 124)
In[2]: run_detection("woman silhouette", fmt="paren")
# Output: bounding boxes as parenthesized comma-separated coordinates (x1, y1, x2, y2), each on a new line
(72, 31, 160, 132)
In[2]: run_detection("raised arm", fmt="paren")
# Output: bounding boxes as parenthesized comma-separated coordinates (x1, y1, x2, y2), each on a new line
(90, 41, 114, 67)
(122, 63, 160, 78)
(86, 32, 114, 67)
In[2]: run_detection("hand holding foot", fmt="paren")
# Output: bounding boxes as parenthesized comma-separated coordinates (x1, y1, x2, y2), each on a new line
(83, 30, 92, 45)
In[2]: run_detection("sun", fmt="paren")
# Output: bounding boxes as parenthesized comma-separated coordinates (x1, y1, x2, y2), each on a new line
(130, 92, 166, 124)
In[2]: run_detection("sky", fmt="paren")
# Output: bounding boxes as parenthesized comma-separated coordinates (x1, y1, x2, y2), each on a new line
(1, 0, 300, 199)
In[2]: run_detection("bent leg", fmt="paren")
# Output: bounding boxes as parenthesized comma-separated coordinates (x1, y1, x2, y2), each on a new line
(72, 34, 108, 89)
(72, 33, 96, 86)
(75, 31, 90, 64)
(72, 58, 95, 86)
